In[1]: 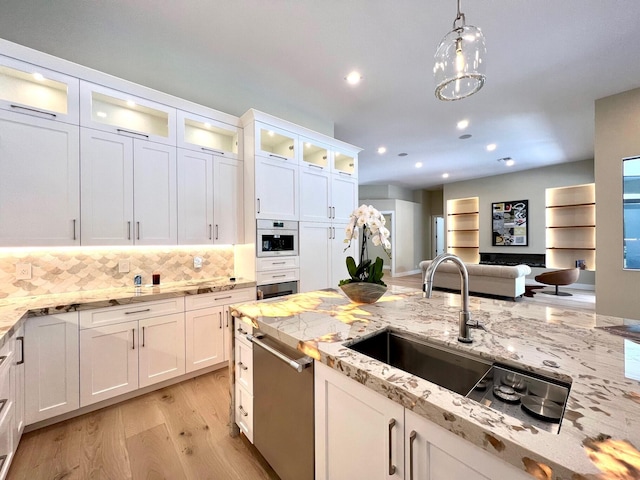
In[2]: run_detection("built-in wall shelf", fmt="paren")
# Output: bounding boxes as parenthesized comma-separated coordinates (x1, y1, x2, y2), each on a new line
(447, 197, 479, 263)
(545, 183, 596, 271)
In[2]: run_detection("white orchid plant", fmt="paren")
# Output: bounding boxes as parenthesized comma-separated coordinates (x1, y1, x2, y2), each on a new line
(340, 204, 392, 286)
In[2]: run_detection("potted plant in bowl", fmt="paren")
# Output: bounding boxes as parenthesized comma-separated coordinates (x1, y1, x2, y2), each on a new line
(339, 204, 391, 303)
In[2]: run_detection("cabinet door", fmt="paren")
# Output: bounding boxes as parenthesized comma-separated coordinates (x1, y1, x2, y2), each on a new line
(185, 306, 224, 373)
(177, 110, 241, 159)
(80, 128, 134, 245)
(315, 361, 404, 480)
(24, 312, 79, 425)
(330, 222, 357, 288)
(213, 157, 244, 244)
(299, 222, 332, 293)
(405, 409, 531, 480)
(133, 140, 177, 245)
(255, 156, 299, 221)
(138, 313, 185, 388)
(177, 148, 214, 245)
(300, 164, 331, 222)
(255, 122, 297, 162)
(0, 110, 80, 246)
(13, 326, 25, 442)
(331, 174, 358, 223)
(79, 320, 138, 407)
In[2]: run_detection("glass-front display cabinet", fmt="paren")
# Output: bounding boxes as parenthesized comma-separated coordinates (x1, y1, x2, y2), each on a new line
(178, 110, 241, 159)
(624, 157, 640, 269)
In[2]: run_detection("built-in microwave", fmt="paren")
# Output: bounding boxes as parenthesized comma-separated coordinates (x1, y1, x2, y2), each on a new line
(256, 220, 298, 257)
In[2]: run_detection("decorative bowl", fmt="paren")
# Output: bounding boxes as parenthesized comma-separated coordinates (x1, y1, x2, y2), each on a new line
(340, 282, 387, 304)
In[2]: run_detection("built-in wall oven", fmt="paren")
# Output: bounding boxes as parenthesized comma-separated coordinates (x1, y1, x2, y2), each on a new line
(256, 280, 298, 300)
(257, 220, 298, 257)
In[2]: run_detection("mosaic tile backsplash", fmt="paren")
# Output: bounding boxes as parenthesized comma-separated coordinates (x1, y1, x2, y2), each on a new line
(0, 246, 235, 299)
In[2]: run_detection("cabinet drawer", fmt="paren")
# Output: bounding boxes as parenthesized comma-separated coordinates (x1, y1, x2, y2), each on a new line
(185, 288, 255, 311)
(234, 320, 253, 346)
(257, 269, 299, 286)
(0, 365, 11, 425)
(0, 400, 14, 480)
(235, 384, 253, 443)
(235, 340, 253, 393)
(80, 297, 185, 329)
(257, 256, 299, 271)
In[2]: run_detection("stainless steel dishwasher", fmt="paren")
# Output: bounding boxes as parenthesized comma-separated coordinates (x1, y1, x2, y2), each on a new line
(247, 331, 314, 480)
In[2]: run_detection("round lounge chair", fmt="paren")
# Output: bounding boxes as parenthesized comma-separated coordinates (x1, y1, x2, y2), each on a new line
(534, 268, 580, 296)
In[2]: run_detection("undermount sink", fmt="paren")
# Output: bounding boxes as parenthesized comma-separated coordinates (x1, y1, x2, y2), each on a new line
(347, 329, 492, 396)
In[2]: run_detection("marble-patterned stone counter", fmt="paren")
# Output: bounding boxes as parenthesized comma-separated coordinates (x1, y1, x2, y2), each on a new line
(230, 286, 640, 480)
(0, 277, 255, 346)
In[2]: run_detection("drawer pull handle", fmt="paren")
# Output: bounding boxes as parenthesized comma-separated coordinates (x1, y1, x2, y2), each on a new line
(409, 430, 417, 480)
(142, 326, 145, 347)
(238, 405, 248, 417)
(388, 418, 397, 475)
(272, 274, 287, 278)
(0, 399, 6, 415)
(10, 104, 56, 117)
(0, 356, 6, 367)
(219, 312, 222, 329)
(17, 336, 24, 365)
(268, 154, 287, 161)
(272, 261, 286, 265)
(226, 311, 229, 328)
(116, 128, 149, 138)
(238, 361, 248, 371)
(132, 329, 135, 349)
(237, 326, 248, 335)
(125, 308, 151, 315)
(201, 147, 224, 155)
(214, 295, 232, 301)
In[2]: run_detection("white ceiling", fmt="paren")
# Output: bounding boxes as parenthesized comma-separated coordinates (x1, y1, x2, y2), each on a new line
(1, 0, 639, 189)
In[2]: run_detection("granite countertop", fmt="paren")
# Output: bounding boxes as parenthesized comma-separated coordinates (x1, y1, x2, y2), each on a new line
(230, 286, 640, 480)
(0, 277, 256, 345)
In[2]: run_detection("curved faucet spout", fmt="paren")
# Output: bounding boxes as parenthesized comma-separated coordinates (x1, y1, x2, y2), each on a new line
(423, 253, 472, 343)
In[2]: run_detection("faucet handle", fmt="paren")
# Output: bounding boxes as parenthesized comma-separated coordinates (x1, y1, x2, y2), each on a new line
(467, 318, 485, 331)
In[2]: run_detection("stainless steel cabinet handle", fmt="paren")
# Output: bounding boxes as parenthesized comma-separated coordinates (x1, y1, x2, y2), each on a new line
(271, 261, 286, 265)
(269, 154, 287, 161)
(328, 227, 332, 239)
(116, 128, 149, 138)
(132, 329, 135, 350)
(136, 221, 140, 240)
(201, 147, 224, 155)
(328, 206, 332, 219)
(246, 333, 312, 373)
(125, 308, 151, 315)
(309, 163, 323, 170)
(16, 336, 24, 365)
(10, 104, 56, 117)
(272, 274, 286, 278)
(257, 198, 261, 214)
(142, 326, 145, 347)
(209, 224, 213, 240)
(238, 405, 248, 417)
(215, 224, 219, 240)
(338, 171, 352, 176)
(333, 206, 336, 218)
(128, 221, 131, 240)
(409, 430, 417, 480)
(388, 418, 397, 475)
(225, 310, 229, 328)
(219, 312, 222, 329)
(214, 295, 232, 301)
(237, 326, 247, 335)
(238, 361, 248, 371)
(73, 219, 77, 240)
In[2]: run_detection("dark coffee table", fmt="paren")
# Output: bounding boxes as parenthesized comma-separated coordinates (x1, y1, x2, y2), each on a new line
(524, 284, 545, 297)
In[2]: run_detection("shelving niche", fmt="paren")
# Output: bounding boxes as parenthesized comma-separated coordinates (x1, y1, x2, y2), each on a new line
(447, 196, 479, 263)
(545, 183, 595, 270)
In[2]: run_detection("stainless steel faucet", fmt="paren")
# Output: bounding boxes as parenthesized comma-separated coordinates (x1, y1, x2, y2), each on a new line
(423, 253, 474, 343)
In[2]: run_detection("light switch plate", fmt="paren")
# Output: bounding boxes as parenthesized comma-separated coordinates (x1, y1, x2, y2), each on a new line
(118, 259, 130, 273)
(194, 256, 203, 269)
(16, 263, 32, 280)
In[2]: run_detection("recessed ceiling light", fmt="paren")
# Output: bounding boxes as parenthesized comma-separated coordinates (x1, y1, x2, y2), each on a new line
(33, 72, 44, 81)
(377, 146, 387, 154)
(457, 119, 469, 130)
(505, 159, 515, 167)
(345, 71, 362, 85)
(486, 143, 497, 152)
(442, 173, 450, 178)
(398, 152, 408, 157)
(459, 134, 472, 140)
(415, 162, 423, 168)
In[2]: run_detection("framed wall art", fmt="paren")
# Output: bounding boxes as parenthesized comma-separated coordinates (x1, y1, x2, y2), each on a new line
(492, 200, 528, 246)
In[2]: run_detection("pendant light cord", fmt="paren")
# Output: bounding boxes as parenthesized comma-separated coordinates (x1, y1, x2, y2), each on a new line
(453, 0, 466, 29)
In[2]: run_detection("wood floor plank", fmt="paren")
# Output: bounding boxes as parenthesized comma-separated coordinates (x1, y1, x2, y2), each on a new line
(126, 423, 186, 480)
(119, 390, 165, 439)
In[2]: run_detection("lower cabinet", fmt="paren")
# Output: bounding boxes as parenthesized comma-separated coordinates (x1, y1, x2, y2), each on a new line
(24, 312, 80, 425)
(315, 361, 531, 480)
(233, 318, 254, 442)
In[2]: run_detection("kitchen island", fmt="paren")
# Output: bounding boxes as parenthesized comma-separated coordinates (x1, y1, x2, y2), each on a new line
(230, 286, 640, 479)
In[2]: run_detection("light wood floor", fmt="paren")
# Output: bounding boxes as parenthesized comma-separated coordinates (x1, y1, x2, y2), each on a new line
(386, 273, 596, 313)
(8, 369, 279, 480)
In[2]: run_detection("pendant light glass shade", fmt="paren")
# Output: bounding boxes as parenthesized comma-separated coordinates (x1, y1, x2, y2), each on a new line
(434, 8, 486, 101)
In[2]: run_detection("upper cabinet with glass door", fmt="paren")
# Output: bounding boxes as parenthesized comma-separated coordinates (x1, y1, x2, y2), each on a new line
(255, 122, 298, 163)
(331, 148, 358, 177)
(80, 81, 176, 145)
(300, 137, 329, 172)
(0, 55, 79, 124)
(177, 110, 241, 159)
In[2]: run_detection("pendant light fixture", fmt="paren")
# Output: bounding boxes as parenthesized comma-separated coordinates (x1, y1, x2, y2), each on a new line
(434, 0, 486, 101)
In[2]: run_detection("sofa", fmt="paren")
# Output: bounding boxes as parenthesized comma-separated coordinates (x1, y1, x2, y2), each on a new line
(419, 260, 532, 300)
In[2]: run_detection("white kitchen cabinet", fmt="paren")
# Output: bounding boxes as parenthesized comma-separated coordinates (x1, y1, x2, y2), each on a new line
(331, 149, 358, 177)
(299, 221, 355, 292)
(24, 312, 79, 425)
(330, 174, 358, 223)
(80, 128, 177, 245)
(255, 122, 298, 162)
(138, 313, 185, 388)
(13, 326, 24, 444)
(300, 163, 331, 222)
(234, 317, 254, 443)
(80, 81, 176, 146)
(177, 109, 241, 159)
(255, 155, 299, 220)
(0, 55, 79, 124)
(177, 149, 243, 245)
(0, 110, 80, 246)
(315, 361, 404, 480)
(79, 320, 138, 406)
(0, 333, 15, 480)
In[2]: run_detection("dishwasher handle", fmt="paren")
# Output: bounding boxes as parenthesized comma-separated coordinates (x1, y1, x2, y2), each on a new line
(246, 333, 312, 373)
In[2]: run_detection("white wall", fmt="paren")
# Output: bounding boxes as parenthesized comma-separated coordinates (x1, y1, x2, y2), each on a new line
(595, 87, 640, 319)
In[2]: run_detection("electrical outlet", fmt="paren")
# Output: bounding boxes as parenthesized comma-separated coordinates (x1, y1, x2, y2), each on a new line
(118, 259, 130, 273)
(194, 256, 203, 269)
(16, 263, 32, 280)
